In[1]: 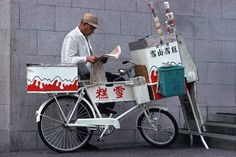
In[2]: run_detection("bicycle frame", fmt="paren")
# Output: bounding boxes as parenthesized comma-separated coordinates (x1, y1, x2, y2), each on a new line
(63, 80, 147, 129)
(36, 78, 167, 130)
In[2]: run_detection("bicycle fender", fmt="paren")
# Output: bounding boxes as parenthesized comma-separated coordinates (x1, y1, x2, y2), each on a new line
(135, 105, 168, 125)
(149, 106, 168, 111)
(36, 94, 96, 122)
(36, 97, 53, 122)
(82, 97, 97, 118)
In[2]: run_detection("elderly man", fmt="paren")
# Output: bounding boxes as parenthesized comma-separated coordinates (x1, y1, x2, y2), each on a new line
(61, 13, 124, 149)
(61, 12, 124, 112)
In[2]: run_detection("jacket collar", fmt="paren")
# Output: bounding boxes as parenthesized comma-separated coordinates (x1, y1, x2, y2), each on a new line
(75, 26, 84, 37)
(75, 26, 90, 41)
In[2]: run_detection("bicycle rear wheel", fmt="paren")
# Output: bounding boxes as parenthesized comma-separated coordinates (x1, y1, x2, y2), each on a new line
(38, 95, 93, 153)
(137, 108, 178, 147)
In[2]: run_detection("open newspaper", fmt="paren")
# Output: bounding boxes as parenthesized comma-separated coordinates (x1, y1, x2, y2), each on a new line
(97, 45, 121, 61)
(90, 45, 121, 83)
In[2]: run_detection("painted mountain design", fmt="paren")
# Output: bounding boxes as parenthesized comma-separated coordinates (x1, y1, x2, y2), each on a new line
(27, 76, 79, 92)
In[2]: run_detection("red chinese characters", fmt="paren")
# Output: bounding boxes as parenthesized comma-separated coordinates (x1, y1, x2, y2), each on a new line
(96, 87, 108, 99)
(113, 85, 125, 98)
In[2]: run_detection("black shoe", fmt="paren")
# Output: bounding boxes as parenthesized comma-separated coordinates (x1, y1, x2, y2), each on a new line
(97, 105, 117, 116)
(82, 143, 99, 150)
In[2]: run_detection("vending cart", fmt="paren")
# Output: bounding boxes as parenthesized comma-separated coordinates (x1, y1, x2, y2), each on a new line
(128, 33, 209, 149)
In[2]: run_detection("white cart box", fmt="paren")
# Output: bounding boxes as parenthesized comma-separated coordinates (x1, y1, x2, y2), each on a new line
(86, 82, 135, 103)
(86, 77, 150, 104)
(27, 64, 79, 93)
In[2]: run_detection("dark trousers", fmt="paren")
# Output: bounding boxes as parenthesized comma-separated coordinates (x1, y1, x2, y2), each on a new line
(101, 72, 125, 109)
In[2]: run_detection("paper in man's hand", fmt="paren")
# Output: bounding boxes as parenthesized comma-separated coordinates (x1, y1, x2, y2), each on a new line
(90, 45, 121, 83)
(97, 45, 121, 61)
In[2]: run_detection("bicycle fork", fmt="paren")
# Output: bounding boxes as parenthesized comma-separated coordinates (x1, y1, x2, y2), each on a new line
(142, 106, 160, 130)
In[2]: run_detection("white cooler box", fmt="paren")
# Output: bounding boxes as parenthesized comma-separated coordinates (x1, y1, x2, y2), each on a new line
(129, 34, 182, 100)
(27, 64, 79, 93)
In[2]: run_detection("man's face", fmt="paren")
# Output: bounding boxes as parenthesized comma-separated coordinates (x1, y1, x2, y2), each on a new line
(83, 23, 96, 37)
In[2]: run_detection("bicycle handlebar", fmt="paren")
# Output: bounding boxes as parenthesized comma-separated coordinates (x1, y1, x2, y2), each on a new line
(122, 60, 134, 65)
(118, 60, 136, 78)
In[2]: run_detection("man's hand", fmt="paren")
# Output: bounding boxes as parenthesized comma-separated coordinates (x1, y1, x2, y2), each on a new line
(86, 56, 97, 63)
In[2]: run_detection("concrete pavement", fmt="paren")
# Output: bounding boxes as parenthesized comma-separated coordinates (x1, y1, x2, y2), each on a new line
(0, 143, 235, 157)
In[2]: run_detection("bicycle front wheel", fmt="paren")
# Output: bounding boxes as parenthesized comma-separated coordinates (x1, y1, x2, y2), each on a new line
(38, 95, 93, 153)
(137, 108, 178, 147)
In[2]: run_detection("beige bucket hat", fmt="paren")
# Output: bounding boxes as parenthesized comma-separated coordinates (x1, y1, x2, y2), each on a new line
(81, 12, 99, 28)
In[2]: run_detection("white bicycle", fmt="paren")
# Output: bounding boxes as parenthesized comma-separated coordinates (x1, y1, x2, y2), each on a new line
(34, 60, 178, 153)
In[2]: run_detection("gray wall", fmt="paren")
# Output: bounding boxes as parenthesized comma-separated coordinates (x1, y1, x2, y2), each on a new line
(0, 0, 235, 151)
(0, 0, 10, 152)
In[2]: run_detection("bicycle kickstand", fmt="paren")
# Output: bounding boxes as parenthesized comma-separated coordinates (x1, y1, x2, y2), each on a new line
(97, 114, 113, 141)
(97, 125, 109, 142)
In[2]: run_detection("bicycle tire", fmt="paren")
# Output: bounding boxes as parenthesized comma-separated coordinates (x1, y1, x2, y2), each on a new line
(137, 108, 178, 147)
(38, 95, 93, 153)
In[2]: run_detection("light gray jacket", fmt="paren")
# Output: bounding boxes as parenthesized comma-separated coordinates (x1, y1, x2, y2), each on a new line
(61, 27, 94, 75)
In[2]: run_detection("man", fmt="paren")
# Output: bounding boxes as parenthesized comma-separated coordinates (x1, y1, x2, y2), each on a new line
(61, 12, 98, 76)
(61, 12, 123, 149)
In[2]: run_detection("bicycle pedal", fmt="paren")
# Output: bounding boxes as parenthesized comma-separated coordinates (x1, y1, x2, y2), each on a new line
(97, 137, 103, 142)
